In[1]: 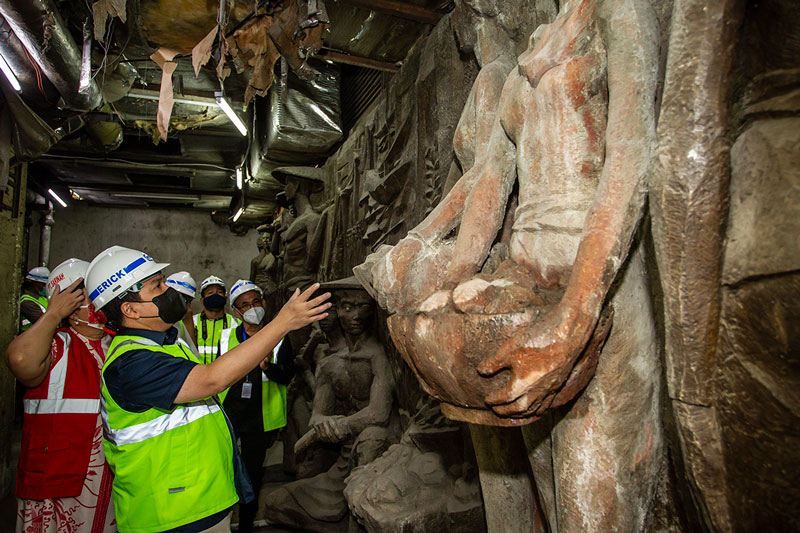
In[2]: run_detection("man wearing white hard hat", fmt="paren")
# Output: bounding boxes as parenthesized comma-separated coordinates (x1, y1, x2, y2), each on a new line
(5, 258, 116, 532)
(166, 271, 200, 357)
(84, 245, 330, 533)
(194, 275, 239, 364)
(218, 280, 294, 533)
(18, 266, 50, 333)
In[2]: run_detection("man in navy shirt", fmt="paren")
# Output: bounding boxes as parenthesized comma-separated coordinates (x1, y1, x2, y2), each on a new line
(86, 246, 330, 533)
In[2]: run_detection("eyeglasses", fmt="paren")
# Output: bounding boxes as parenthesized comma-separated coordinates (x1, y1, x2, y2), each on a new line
(236, 297, 263, 312)
(128, 272, 163, 293)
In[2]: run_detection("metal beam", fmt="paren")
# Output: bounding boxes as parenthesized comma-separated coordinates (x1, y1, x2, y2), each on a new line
(335, 0, 444, 25)
(317, 49, 399, 72)
(67, 183, 235, 197)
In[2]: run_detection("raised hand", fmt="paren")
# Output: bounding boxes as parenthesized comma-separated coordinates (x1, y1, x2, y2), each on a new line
(275, 283, 331, 332)
(46, 278, 85, 321)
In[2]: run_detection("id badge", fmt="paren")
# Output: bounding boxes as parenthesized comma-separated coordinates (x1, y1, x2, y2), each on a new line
(241, 382, 253, 399)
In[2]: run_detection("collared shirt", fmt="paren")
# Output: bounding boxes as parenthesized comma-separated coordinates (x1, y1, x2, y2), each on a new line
(103, 326, 254, 533)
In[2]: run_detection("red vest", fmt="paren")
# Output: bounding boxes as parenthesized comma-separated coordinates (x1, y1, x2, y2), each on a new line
(16, 327, 106, 499)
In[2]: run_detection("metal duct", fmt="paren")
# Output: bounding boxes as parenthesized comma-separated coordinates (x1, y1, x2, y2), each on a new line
(39, 206, 54, 267)
(0, 15, 60, 107)
(265, 58, 342, 162)
(0, 0, 101, 111)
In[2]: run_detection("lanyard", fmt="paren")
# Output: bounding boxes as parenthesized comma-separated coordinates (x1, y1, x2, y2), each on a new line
(240, 326, 251, 384)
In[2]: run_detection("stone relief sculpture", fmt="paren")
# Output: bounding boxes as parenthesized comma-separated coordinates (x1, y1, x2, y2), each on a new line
(284, 305, 346, 478)
(650, 0, 800, 530)
(273, 166, 325, 295)
(250, 223, 279, 314)
(265, 277, 401, 532)
(356, 0, 663, 529)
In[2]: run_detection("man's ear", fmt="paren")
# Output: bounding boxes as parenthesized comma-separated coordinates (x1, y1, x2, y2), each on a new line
(120, 301, 140, 320)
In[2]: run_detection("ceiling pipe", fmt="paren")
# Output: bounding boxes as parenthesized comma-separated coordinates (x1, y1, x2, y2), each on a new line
(0, 0, 101, 111)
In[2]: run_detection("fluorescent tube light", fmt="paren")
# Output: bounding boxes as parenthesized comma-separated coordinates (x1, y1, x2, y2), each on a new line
(215, 92, 247, 136)
(110, 192, 200, 201)
(232, 206, 244, 222)
(127, 89, 218, 107)
(48, 189, 68, 208)
(0, 54, 21, 92)
(236, 167, 243, 189)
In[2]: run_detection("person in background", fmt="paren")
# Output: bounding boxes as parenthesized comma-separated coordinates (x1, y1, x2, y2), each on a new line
(218, 280, 294, 533)
(166, 271, 200, 357)
(19, 266, 50, 333)
(84, 246, 329, 533)
(194, 275, 239, 364)
(6, 258, 116, 533)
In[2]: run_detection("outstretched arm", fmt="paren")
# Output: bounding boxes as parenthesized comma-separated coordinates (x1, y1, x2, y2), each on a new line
(479, 0, 659, 417)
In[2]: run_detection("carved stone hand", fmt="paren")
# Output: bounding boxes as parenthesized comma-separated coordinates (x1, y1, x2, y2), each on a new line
(477, 303, 595, 418)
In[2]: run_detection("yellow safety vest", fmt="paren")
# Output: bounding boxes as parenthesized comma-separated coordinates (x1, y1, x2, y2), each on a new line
(101, 334, 238, 533)
(218, 326, 288, 432)
(193, 312, 239, 364)
(19, 293, 48, 332)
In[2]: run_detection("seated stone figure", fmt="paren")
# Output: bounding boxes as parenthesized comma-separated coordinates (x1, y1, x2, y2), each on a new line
(356, 0, 663, 529)
(265, 277, 400, 532)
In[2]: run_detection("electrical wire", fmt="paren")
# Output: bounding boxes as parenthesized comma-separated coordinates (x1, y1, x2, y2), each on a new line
(38, 153, 235, 171)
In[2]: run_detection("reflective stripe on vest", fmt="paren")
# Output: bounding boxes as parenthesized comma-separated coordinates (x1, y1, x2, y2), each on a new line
(193, 313, 239, 363)
(22, 332, 101, 416)
(217, 327, 287, 431)
(102, 399, 220, 446)
(101, 334, 238, 532)
(19, 294, 47, 331)
(25, 398, 100, 414)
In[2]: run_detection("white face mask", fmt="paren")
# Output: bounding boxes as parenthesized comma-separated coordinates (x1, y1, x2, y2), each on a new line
(242, 306, 266, 325)
(74, 304, 106, 330)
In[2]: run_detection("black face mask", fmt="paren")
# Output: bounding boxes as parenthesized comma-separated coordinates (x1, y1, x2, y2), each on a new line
(140, 287, 188, 324)
(203, 293, 226, 311)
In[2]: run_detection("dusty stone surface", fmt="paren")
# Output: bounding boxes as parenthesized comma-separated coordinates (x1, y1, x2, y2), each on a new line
(264, 287, 401, 532)
(717, 275, 800, 530)
(345, 400, 485, 533)
(723, 115, 800, 285)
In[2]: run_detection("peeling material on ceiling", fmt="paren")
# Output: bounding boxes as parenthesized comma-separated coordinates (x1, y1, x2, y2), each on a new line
(0, 0, 454, 230)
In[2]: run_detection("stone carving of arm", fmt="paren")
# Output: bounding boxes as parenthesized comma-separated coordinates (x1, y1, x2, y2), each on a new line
(363, 120, 517, 313)
(478, 0, 659, 417)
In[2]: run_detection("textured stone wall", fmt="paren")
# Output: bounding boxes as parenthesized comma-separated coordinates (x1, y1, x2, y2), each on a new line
(43, 204, 258, 312)
(0, 163, 27, 500)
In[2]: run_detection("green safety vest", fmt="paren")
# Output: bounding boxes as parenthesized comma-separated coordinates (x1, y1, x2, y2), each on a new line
(193, 312, 239, 364)
(218, 326, 288, 432)
(19, 293, 48, 332)
(101, 334, 238, 533)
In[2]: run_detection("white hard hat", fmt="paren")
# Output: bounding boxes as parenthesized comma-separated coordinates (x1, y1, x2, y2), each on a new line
(229, 279, 262, 306)
(86, 246, 170, 309)
(46, 258, 89, 299)
(166, 271, 197, 298)
(200, 275, 226, 293)
(25, 267, 50, 283)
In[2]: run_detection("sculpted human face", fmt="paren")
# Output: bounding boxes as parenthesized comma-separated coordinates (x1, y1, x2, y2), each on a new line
(335, 290, 374, 337)
(318, 304, 339, 334)
(285, 179, 299, 201)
